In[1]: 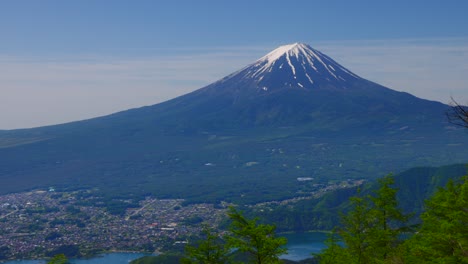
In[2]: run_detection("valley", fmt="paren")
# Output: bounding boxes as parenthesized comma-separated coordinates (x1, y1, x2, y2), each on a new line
(0, 43, 467, 263)
(2, 161, 464, 261)
(0, 178, 362, 261)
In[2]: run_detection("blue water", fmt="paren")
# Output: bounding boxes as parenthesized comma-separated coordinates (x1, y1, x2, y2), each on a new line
(281, 232, 328, 261)
(3, 232, 327, 263)
(2, 252, 151, 264)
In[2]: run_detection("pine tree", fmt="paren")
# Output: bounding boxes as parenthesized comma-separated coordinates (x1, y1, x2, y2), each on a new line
(182, 225, 231, 264)
(318, 175, 408, 263)
(336, 193, 375, 264)
(227, 206, 287, 264)
(316, 230, 350, 264)
(405, 176, 468, 263)
(368, 175, 408, 260)
(47, 254, 69, 264)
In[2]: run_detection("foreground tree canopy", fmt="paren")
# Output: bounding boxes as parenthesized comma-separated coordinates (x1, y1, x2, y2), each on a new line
(183, 207, 287, 264)
(182, 225, 232, 264)
(317, 175, 468, 264)
(404, 176, 468, 263)
(227, 207, 288, 264)
(318, 175, 409, 263)
(47, 254, 69, 264)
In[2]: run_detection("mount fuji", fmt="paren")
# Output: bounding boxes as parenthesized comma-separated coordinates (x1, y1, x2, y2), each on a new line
(0, 43, 466, 203)
(144, 43, 447, 132)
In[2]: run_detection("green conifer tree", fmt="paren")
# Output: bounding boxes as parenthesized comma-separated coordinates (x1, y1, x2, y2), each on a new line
(182, 225, 232, 264)
(405, 176, 468, 263)
(318, 175, 408, 263)
(47, 254, 69, 264)
(368, 175, 408, 260)
(227, 207, 287, 264)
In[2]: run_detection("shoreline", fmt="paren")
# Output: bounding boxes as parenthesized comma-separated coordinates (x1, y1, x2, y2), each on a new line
(2, 231, 328, 262)
(279, 229, 331, 235)
(0, 251, 154, 263)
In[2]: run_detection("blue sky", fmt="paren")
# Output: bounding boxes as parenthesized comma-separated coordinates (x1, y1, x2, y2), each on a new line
(1, 0, 468, 129)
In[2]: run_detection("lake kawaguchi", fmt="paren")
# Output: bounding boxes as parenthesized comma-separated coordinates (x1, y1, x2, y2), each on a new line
(3, 232, 327, 263)
(281, 232, 328, 261)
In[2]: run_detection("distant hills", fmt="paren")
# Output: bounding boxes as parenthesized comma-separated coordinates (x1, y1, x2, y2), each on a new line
(253, 163, 468, 232)
(0, 43, 467, 203)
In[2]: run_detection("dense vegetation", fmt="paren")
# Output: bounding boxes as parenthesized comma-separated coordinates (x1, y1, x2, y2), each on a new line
(47, 254, 69, 264)
(317, 175, 468, 263)
(318, 175, 409, 263)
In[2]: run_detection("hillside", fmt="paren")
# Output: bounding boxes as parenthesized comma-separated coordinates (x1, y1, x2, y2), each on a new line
(252, 163, 467, 231)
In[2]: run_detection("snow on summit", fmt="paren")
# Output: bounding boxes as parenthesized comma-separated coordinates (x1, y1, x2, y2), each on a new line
(222, 43, 362, 91)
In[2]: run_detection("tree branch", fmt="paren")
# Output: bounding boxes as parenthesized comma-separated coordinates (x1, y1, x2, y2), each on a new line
(446, 97, 468, 128)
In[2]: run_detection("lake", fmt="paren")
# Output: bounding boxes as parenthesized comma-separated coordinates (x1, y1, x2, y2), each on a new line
(1, 252, 151, 264)
(3, 232, 327, 263)
(281, 232, 328, 261)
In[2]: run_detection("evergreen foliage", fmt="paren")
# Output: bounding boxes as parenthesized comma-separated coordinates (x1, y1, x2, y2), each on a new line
(182, 207, 287, 264)
(318, 174, 468, 263)
(318, 175, 409, 263)
(47, 254, 69, 264)
(227, 207, 288, 264)
(368, 176, 409, 259)
(404, 176, 468, 263)
(182, 225, 232, 264)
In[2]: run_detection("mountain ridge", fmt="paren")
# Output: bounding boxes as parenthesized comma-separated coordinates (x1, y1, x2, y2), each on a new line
(0, 43, 447, 133)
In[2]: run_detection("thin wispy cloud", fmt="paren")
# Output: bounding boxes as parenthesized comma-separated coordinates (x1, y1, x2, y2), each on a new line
(0, 50, 264, 129)
(1, 38, 467, 129)
(316, 38, 468, 104)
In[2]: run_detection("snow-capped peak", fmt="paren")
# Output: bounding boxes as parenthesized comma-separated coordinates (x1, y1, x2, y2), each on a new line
(223, 42, 361, 91)
(257, 43, 303, 66)
(252, 42, 358, 79)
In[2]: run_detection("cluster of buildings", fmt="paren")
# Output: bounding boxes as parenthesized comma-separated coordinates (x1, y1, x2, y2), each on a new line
(0, 190, 226, 260)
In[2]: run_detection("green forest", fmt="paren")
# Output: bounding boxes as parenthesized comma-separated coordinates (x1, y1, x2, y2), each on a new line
(318, 175, 467, 263)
